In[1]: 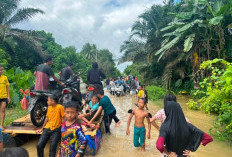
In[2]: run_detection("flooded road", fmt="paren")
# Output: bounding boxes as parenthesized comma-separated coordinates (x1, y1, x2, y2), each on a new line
(22, 92, 232, 157)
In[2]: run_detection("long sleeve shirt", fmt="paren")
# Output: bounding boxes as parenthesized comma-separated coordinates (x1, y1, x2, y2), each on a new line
(156, 133, 213, 153)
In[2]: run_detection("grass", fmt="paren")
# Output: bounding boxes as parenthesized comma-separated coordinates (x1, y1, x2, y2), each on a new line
(4, 108, 29, 126)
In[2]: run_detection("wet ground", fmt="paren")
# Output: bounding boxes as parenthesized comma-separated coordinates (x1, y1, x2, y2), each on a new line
(22, 92, 232, 157)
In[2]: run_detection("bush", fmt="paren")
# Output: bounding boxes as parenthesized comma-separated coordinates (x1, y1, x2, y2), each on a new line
(188, 59, 232, 142)
(146, 85, 166, 101)
(187, 99, 199, 110)
(4, 67, 35, 108)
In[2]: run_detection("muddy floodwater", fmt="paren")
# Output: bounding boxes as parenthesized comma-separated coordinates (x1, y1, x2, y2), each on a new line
(22, 92, 232, 157)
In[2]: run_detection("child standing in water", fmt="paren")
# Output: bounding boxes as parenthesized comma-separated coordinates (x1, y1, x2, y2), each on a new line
(57, 101, 87, 157)
(142, 85, 149, 110)
(126, 98, 151, 151)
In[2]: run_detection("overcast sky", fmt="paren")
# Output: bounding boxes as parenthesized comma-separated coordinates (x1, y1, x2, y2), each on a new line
(16, 0, 163, 71)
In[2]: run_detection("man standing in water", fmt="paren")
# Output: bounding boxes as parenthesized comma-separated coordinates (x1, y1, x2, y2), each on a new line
(87, 62, 106, 90)
(34, 55, 64, 90)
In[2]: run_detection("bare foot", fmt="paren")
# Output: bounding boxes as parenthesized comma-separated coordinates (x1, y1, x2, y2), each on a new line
(141, 146, 145, 152)
(115, 121, 121, 127)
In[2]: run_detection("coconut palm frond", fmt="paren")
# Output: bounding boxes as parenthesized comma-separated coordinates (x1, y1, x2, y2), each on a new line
(5, 8, 44, 26)
(6, 29, 45, 57)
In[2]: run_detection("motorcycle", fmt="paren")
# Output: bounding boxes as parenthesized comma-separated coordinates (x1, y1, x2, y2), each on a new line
(125, 84, 130, 93)
(110, 85, 115, 95)
(115, 84, 124, 97)
(28, 73, 82, 127)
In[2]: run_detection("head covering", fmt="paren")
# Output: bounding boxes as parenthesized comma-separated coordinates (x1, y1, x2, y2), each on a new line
(92, 62, 98, 69)
(159, 101, 204, 155)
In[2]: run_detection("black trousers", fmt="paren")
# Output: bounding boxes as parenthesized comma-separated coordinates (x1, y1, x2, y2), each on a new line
(103, 110, 120, 133)
(37, 128, 61, 157)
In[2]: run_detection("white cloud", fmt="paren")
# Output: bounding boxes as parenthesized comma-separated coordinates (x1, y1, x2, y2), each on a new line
(16, 0, 163, 71)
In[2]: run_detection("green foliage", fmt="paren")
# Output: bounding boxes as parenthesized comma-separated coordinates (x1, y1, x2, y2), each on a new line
(146, 85, 166, 101)
(124, 64, 146, 84)
(188, 59, 232, 141)
(80, 43, 121, 78)
(0, 0, 45, 70)
(0, 49, 11, 68)
(4, 67, 35, 108)
(187, 99, 199, 110)
(120, 0, 232, 91)
(98, 49, 121, 78)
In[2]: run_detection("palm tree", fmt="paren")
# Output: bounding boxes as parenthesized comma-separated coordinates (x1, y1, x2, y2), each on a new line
(0, 0, 44, 56)
(80, 43, 98, 61)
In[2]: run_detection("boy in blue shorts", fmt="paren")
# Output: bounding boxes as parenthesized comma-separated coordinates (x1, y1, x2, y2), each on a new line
(126, 98, 151, 151)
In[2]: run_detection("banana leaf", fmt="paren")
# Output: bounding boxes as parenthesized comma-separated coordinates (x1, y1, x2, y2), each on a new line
(209, 15, 223, 25)
(184, 34, 195, 52)
(155, 36, 181, 56)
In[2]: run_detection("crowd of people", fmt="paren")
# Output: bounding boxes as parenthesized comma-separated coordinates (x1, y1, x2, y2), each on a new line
(0, 56, 213, 157)
(105, 76, 140, 94)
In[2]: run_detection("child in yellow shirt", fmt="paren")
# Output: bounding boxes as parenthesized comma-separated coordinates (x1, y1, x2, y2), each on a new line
(137, 85, 144, 99)
(0, 65, 10, 130)
(36, 94, 64, 157)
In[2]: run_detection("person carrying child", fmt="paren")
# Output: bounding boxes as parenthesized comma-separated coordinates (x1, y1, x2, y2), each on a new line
(57, 101, 87, 157)
(36, 94, 64, 157)
(89, 90, 120, 133)
(0, 65, 10, 130)
(126, 98, 151, 151)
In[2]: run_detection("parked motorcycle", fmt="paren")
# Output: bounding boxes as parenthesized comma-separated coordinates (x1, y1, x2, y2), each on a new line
(28, 73, 81, 127)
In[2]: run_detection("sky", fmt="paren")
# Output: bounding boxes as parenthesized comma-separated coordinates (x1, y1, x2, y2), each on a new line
(16, 0, 163, 71)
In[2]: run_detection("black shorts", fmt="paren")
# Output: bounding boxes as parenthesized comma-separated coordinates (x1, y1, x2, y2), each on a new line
(0, 98, 8, 104)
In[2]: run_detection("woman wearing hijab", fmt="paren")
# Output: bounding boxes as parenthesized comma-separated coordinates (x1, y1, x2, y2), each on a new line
(156, 101, 213, 157)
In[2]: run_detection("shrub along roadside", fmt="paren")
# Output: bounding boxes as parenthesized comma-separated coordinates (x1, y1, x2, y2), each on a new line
(146, 85, 166, 101)
(187, 59, 232, 142)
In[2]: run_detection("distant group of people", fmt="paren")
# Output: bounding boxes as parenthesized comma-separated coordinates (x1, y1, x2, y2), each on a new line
(105, 76, 140, 95)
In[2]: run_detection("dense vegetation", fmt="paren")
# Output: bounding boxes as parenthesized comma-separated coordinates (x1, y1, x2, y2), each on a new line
(187, 59, 232, 142)
(120, 0, 232, 142)
(120, 0, 232, 91)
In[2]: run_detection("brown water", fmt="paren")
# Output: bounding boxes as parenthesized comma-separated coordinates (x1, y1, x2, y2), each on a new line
(22, 92, 232, 157)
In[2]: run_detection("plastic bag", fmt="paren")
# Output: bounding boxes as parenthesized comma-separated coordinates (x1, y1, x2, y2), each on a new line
(20, 89, 29, 110)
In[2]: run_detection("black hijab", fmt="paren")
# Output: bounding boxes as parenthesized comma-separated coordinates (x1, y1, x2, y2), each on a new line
(159, 101, 204, 156)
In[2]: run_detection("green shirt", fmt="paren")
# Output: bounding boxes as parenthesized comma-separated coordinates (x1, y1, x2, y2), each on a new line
(99, 95, 115, 117)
